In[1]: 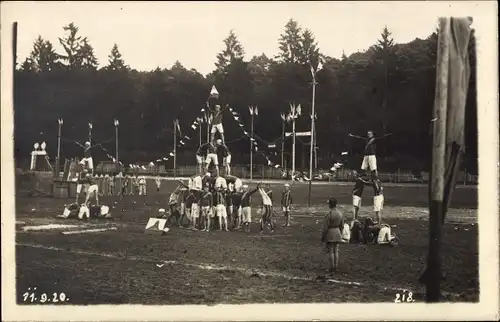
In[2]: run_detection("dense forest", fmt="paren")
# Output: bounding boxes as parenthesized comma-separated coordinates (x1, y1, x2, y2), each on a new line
(14, 19, 477, 173)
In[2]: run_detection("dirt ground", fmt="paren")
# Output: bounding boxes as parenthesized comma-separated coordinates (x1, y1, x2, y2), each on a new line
(15, 180, 478, 304)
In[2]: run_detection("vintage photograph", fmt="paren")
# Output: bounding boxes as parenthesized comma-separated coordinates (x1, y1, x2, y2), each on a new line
(1, 1, 498, 320)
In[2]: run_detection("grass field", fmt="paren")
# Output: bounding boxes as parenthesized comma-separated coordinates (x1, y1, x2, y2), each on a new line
(15, 180, 479, 304)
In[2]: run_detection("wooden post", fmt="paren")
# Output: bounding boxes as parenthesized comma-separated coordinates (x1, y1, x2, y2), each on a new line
(13, 22, 17, 74)
(426, 17, 450, 302)
(250, 113, 254, 180)
(173, 120, 177, 179)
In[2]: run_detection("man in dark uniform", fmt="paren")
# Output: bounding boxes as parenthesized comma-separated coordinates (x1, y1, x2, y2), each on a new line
(321, 198, 345, 275)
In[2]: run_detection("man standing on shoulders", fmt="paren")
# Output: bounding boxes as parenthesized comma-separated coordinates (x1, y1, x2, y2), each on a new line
(351, 170, 370, 220)
(321, 198, 345, 275)
(216, 139, 231, 175)
(349, 131, 391, 178)
(370, 176, 384, 224)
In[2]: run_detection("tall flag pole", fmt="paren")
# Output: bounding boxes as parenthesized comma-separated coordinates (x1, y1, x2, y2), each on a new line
(422, 17, 473, 302)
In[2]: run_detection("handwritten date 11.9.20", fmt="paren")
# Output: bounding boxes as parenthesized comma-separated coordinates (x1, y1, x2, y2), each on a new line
(22, 287, 69, 303)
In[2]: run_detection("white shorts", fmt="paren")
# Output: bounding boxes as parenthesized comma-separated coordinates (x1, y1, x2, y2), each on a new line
(361, 155, 377, 171)
(215, 178, 227, 190)
(202, 206, 214, 218)
(377, 226, 391, 244)
(196, 155, 203, 164)
(216, 204, 227, 218)
(87, 184, 99, 195)
(205, 153, 218, 166)
(211, 123, 224, 134)
(282, 206, 290, 212)
(80, 157, 94, 170)
(191, 203, 200, 219)
(234, 179, 243, 192)
(374, 195, 384, 212)
(78, 206, 90, 219)
(76, 183, 88, 194)
(242, 206, 251, 223)
(223, 155, 231, 165)
(352, 195, 362, 208)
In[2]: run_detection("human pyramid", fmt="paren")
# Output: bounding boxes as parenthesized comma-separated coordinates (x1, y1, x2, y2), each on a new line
(158, 89, 291, 233)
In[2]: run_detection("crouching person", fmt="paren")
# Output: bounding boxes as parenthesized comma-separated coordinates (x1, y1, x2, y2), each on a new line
(89, 204, 113, 219)
(57, 203, 81, 219)
(363, 218, 398, 246)
(321, 198, 345, 275)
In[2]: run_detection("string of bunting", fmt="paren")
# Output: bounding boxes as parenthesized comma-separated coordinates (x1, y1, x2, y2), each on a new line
(227, 106, 281, 168)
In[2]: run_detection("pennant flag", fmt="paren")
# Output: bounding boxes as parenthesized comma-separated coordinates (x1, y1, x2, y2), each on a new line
(88, 122, 93, 129)
(250, 138, 255, 141)
(255, 106, 259, 116)
(274, 164, 280, 168)
(239, 123, 244, 127)
(180, 141, 185, 145)
(112, 158, 116, 163)
(191, 124, 197, 130)
(210, 85, 219, 97)
(296, 104, 302, 116)
(175, 119, 181, 134)
(244, 131, 249, 135)
(163, 157, 168, 161)
(317, 61, 324, 72)
(141, 166, 147, 170)
(234, 116, 240, 121)
(169, 152, 174, 157)
(156, 159, 162, 162)
(201, 108, 205, 112)
(268, 160, 272, 166)
(341, 151, 348, 155)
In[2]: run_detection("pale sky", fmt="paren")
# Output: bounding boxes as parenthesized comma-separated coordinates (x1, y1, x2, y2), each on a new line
(0, 1, 487, 75)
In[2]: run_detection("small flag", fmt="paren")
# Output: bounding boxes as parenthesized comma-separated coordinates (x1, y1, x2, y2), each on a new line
(175, 119, 181, 134)
(234, 116, 240, 121)
(317, 60, 324, 71)
(274, 164, 280, 168)
(341, 151, 348, 155)
(255, 106, 259, 116)
(88, 122, 93, 129)
(156, 159, 162, 162)
(149, 162, 155, 166)
(210, 85, 219, 96)
(163, 157, 168, 161)
(141, 166, 147, 170)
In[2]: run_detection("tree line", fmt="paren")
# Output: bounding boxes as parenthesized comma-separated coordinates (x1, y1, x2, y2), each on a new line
(14, 20, 478, 172)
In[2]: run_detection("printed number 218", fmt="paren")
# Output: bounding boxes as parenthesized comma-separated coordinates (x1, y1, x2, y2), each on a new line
(394, 291, 414, 303)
